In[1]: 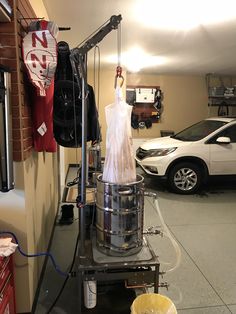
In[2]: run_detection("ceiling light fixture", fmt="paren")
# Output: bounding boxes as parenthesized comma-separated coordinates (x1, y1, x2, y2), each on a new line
(106, 46, 167, 72)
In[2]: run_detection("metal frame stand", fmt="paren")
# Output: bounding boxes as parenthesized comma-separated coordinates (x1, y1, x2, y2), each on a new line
(69, 13, 123, 264)
(69, 15, 161, 313)
(77, 234, 159, 313)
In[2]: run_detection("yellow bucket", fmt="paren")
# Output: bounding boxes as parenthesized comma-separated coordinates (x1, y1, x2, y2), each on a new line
(131, 293, 177, 314)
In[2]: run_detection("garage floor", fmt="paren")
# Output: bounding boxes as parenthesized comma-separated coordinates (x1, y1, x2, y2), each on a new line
(33, 167, 236, 314)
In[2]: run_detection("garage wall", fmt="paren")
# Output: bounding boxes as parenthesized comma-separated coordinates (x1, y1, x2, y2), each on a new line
(23, 152, 59, 308)
(127, 73, 210, 138)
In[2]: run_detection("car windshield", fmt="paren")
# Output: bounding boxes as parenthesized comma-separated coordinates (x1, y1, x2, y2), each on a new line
(172, 120, 227, 141)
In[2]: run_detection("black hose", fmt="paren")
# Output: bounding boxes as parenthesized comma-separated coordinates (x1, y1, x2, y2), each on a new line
(46, 233, 79, 313)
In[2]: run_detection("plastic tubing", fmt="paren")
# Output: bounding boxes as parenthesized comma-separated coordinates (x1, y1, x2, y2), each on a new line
(152, 198, 182, 273)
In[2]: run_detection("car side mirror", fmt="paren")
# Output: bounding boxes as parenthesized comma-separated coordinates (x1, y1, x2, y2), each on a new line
(216, 136, 231, 144)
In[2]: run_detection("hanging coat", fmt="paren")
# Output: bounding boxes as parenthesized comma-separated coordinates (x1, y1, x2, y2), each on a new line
(53, 41, 101, 147)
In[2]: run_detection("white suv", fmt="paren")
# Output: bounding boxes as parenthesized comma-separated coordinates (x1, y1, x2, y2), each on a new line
(136, 116, 236, 194)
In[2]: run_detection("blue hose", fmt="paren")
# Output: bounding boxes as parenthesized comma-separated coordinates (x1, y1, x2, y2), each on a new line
(0, 231, 68, 277)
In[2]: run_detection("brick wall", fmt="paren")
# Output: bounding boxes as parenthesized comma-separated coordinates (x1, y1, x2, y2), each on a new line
(0, 0, 37, 161)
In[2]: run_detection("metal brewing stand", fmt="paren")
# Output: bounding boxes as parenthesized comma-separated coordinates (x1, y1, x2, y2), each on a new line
(70, 15, 160, 313)
(70, 14, 123, 257)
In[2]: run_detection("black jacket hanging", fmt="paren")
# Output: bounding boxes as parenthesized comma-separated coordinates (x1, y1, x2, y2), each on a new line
(53, 41, 101, 147)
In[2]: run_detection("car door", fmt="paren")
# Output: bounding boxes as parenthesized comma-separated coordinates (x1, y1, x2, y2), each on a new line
(208, 124, 236, 175)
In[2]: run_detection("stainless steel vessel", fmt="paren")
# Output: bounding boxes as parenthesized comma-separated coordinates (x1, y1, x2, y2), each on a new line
(96, 174, 144, 256)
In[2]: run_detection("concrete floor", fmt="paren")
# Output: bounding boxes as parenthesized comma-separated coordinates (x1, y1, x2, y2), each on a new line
(34, 168, 236, 313)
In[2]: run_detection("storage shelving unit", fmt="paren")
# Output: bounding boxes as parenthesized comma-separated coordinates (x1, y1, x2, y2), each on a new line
(206, 73, 236, 116)
(206, 73, 236, 106)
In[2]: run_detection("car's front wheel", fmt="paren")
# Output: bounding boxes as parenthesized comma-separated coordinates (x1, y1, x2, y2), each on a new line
(168, 162, 202, 194)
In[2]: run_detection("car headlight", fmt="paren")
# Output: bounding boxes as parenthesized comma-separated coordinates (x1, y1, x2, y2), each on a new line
(146, 147, 177, 157)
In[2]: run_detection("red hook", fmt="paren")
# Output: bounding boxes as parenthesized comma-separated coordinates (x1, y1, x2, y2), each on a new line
(116, 65, 122, 77)
(114, 66, 124, 88)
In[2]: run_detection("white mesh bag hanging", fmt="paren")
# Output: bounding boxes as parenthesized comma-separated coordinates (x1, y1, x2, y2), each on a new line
(102, 87, 136, 184)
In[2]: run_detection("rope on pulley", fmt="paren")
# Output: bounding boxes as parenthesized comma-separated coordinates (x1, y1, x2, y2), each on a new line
(114, 23, 124, 88)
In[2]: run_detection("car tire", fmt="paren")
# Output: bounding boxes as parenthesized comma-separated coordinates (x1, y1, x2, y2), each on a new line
(168, 162, 202, 194)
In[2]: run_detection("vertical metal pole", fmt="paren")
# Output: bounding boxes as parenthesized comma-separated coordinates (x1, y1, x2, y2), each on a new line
(154, 263, 159, 293)
(78, 55, 88, 257)
(78, 270, 83, 314)
(0, 67, 14, 192)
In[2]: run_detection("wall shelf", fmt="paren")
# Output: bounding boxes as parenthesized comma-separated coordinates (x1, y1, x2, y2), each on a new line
(126, 85, 163, 129)
(208, 96, 236, 107)
(206, 74, 236, 107)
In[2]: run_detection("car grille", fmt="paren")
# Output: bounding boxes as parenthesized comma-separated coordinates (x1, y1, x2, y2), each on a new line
(136, 147, 149, 160)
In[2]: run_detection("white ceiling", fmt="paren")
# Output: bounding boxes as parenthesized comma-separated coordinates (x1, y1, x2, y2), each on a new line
(42, 0, 236, 76)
